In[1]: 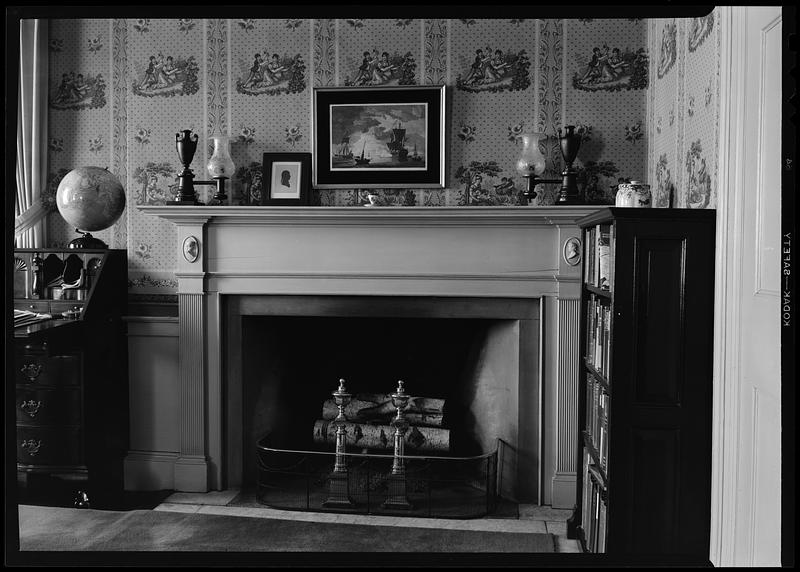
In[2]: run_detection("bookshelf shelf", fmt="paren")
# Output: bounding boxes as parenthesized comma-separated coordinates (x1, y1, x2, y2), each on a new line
(583, 358, 610, 394)
(583, 284, 612, 299)
(567, 208, 716, 558)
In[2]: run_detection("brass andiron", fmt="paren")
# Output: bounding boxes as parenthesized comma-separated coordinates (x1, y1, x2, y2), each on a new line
(171, 130, 230, 206)
(383, 379, 413, 510)
(323, 378, 355, 508)
(520, 125, 584, 205)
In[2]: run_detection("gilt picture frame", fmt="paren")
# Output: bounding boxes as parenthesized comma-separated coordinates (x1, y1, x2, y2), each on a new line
(261, 152, 312, 205)
(312, 85, 446, 189)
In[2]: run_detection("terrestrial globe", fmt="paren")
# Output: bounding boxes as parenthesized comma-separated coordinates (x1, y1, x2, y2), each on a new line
(56, 166, 126, 249)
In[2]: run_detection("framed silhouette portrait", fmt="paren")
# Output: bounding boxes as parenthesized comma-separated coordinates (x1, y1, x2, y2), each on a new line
(261, 152, 312, 205)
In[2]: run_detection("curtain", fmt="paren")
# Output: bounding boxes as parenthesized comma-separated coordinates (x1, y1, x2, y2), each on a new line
(15, 19, 49, 248)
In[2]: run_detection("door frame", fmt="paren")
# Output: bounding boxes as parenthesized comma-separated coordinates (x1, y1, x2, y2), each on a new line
(710, 6, 784, 566)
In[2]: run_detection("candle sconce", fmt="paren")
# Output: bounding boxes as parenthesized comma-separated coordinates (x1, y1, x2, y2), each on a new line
(170, 130, 234, 206)
(517, 126, 584, 205)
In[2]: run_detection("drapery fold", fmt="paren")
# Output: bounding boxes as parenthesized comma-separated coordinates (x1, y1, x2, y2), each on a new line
(15, 19, 49, 248)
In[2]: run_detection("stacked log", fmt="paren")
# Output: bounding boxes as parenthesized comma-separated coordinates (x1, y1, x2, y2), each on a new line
(312, 420, 449, 452)
(312, 392, 449, 452)
(320, 393, 445, 427)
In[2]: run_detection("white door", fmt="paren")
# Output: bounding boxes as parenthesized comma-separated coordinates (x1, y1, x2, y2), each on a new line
(733, 5, 782, 567)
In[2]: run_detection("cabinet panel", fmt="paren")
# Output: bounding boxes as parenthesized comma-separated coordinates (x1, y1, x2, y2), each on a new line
(628, 427, 681, 553)
(633, 237, 685, 405)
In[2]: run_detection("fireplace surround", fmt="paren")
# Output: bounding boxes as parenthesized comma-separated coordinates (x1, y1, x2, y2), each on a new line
(141, 205, 598, 507)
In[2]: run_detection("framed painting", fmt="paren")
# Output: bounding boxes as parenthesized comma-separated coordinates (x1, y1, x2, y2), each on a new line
(261, 153, 312, 205)
(312, 85, 446, 189)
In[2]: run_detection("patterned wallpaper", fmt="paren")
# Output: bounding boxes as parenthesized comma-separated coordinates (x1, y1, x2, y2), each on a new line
(43, 18, 648, 295)
(646, 11, 718, 209)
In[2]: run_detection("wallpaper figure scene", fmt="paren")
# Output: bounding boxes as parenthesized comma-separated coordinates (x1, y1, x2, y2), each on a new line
(344, 50, 417, 86)
(132, 54, 199, 97)
(50, 72, 106, 110)
(455, 47, 531, 93)
(572, 45, 648, 92)
(236, 52, 307, 96)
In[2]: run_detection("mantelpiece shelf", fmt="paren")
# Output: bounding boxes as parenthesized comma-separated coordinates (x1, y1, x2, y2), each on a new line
(583, 284, 611, 299)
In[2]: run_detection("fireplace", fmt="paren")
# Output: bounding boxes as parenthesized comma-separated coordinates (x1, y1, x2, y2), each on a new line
(228, 295, 539, 503)
(141, 205, 597, 508)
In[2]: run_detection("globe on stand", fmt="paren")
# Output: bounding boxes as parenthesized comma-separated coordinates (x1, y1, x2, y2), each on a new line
(56, 166, 126, 249)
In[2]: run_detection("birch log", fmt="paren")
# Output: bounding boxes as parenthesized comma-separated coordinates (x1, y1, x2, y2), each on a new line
(312, 419, 450, 452)
(321, 394, 445, 427)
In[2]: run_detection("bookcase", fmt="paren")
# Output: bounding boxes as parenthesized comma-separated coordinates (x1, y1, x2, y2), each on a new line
(567, 208, 716, 557)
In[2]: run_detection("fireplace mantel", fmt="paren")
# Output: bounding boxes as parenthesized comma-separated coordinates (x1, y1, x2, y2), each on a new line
(139, 205, 598, 226)
(141, 205, 598, 298)
(140, 204, 599, 504)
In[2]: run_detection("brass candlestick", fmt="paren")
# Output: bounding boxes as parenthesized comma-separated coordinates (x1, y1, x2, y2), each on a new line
(323, 378, 354, 508)
(383, 379, 413, 510)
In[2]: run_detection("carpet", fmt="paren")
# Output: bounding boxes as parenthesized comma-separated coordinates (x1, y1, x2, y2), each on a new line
(227, 487, 522, 519)
(18, 505, 556, 553)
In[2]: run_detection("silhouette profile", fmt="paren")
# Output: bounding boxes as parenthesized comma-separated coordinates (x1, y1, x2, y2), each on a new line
(281, 170, 291, 188)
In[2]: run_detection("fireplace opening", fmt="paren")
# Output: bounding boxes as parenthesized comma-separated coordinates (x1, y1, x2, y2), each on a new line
(226, 296, 541, 506)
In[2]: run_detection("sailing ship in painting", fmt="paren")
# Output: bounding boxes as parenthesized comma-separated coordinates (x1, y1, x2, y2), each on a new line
(132, 53, 200, 97)
(354, 140, 371, 166)
(387, 121, 409, 162)
(50, 71, 107, 110)
(329, 104, 426, 170)
(332, 132, 355, 167)
(573, 44, 649, 91)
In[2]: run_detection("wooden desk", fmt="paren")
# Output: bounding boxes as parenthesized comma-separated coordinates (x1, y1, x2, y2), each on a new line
(13, 249, 128, 508)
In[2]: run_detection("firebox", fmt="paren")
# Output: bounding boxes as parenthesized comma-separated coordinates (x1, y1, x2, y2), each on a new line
(227, 295, 540, 504)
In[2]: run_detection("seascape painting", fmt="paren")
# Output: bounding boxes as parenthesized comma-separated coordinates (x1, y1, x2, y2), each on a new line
(329, 103, 428, 171)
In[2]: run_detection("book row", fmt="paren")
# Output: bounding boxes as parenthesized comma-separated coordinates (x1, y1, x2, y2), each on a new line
(586, 295, 612, 380)
(585, 373, 609, 472)
(581, 452, 608, 553)
(583, 223, 613, 290)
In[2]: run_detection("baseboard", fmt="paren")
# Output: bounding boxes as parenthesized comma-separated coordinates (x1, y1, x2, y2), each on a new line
(124, 451, 178, 491)
(550, 473, 577, 509)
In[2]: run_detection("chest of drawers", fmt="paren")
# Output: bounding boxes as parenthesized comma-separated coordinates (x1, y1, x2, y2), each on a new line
(14, 248, 128, 508)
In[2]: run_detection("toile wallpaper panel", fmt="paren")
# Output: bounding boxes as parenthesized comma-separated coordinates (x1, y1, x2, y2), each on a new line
(646, 10, 718, 210)
(43, 17, 648, 295)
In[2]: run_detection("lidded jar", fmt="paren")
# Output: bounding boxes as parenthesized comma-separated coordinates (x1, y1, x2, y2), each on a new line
(616, 180, 651, 208)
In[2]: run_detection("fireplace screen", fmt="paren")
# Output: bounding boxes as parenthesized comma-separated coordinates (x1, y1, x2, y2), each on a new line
(256, 437, 499, 518)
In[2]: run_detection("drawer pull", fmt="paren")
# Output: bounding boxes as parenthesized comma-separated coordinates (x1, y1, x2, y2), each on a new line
(21, 439, 42, 456)
(20, 399, 42, 418)
(20, 363, 43, 381)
